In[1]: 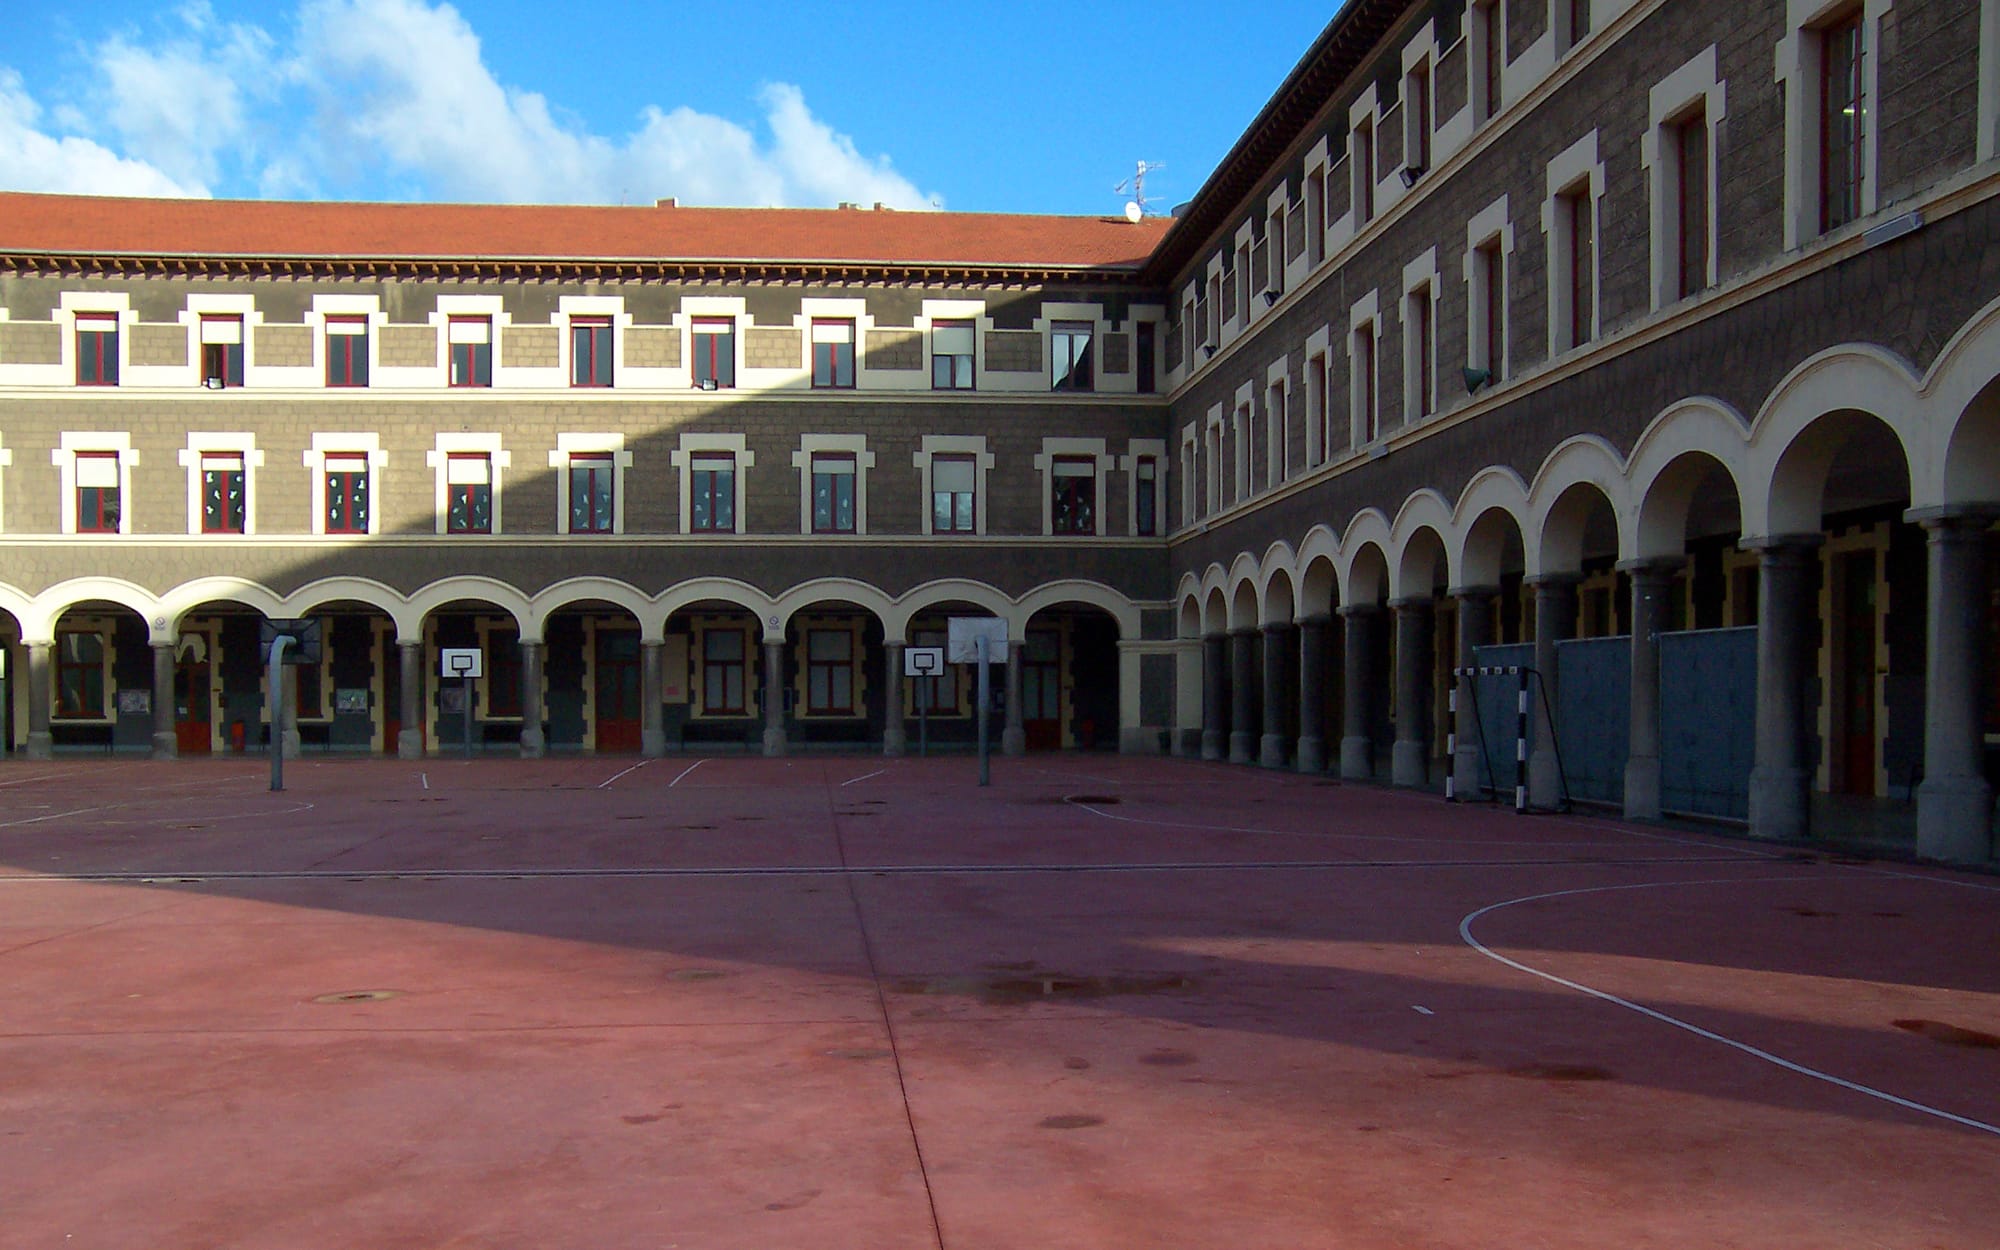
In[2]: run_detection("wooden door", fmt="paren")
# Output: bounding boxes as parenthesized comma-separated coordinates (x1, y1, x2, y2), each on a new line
(596, 629, 642, 752)
(1022, 631, 1062, 751)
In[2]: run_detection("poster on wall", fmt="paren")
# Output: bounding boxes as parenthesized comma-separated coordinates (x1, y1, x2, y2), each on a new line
(662, 635, 689, 703)
(117, 689, 151, 715)
(334, 688, 370, 714)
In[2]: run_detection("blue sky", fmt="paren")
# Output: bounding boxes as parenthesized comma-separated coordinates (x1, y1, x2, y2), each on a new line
(0, 1, 1338, 215)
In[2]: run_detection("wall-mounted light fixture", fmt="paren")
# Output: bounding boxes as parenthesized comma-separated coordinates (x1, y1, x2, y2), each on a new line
(1400, 165, 1425, 189)
(1462, 366, 1493, 394)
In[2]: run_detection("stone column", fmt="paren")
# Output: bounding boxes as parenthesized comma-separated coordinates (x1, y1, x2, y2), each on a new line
(280, 665, 301, 759)
(1450, 587, 1497, 799)
(151, 641, 177, 759)
(1339, 606, 1379, 780)
(1746, 538, 1821, 840)
(24, 641, 51, 760)
(762, 638, 787, 757)
(1228, 628, 1257, 764)
(518, 640, 545, 758)
(1002, 640, 1026, 756)
(882, 640, 907, 757)
(1623, 562, 1677, 820)
(397, 640, 423, 760)
(1200, 633, 1227, 760)
(1391, 598, 1433, 787)
(1296, 614, 1330, 773)
(641, 640, 666, 757)
(1915, 511, 1996, 862)
(1260, 622, 1291, 768)
(1527, 575, 1578, 809)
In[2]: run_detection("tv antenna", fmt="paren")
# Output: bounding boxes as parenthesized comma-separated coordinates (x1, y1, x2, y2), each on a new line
(1114, 160, 1164, 221)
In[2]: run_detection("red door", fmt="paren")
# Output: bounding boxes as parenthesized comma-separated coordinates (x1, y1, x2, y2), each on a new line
(1022, 631, 1062, 751)
(174, 642, 211, 755)
(596, 630, 642, 752)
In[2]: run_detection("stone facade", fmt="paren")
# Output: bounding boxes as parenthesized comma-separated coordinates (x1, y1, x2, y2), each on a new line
(377, 324, 436, 368)
(252, 325, 312, 368)
(864, 328, 921, 370)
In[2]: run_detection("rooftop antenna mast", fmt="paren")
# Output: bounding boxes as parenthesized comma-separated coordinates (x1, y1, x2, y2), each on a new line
(1114, 160, 1164, 222)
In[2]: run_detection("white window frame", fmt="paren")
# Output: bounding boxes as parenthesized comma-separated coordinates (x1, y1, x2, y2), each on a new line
(426, 433, 510, 536)
(1179, 423, 1199, 525)
(1349, 87, 1382, 231)
(1304, 326, 1334, 467)
(549, 433, 633, 536)
(1644, 47, 1728, 310)
(672, 432, 754, 535)
(1776, 0, 1893, 249)
(177, 433, 263, 536)
(1349, 290, 1381, 448)
(429, 294, 510, 388)
(304, 433, 387, 537)
(913, 435, 993, 537)
(1232, 385, 1255, 502)
(1467, 0, 1508, 127)
(1558, 0, 1595, 56)
(178, 293, 260, 389)
(1034, 437, 1114, 538)
(1401, 249, 1441, 426)
(1983, 0, 2000, 162)
(57, 294, 133, 390)
(54, 435, 129, 536)
(1265, 359, 1291, 487)
(792, 434, 875, 536)
(1121, 438, 1167, 538)
(1464, 196, 1515, 385)
(1403, 44, 1435, 179)
(1203, 405, 1225, 516)
(558, 295, 628, 390)
(1304, 141, 1329, 269)
(308, 295, 383, 391)
(1542, 131, 1606, 356)
(922, 299, 986, 393)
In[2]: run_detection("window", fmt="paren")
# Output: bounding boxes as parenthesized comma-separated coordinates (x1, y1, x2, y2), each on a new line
(200, 453, 246, 533)
(693, 318, 735, 389)
(1676, 107, 1711, 299)
(1051, 456, 1096, 535)
(1267, 380, 1288, 484)
(1135, 456, 1158, 536)
(912, 628, 959, 713)
(1265, 205, 1285, 296)
(1353, 118, 1375, 225)
(811, 452, 857, 533)
(1236, 243, 1252, 324)
(75, 452, 120, 533)
(449, 317, 492, 387)
(1205, 418, 1224, 515)
(702, 628, 747, 714)
(1567, 0, 1592, 49)
(1475, 1, 1504, 122)
(1136, 322, 1157, 393)
(932, 454, 975, 533)
(446, 453, 493, 534)
(811, 320, 855, 388)
(1181, 297, 1197, 368)
(569, 453, 615, 534)
(1355, 322, 1379, 444)
(1306, 164, 1326, 264)
(199, 316, 244, 388)
(1406, 63, 1431, 175)
(54, 631, 105, 719)
(1408, 285, 1435, 421)
(1475, 239, 1507, 379)
(690, 452, 736, 533)
(1205, 275, 1221, 346)
(325, 316, 369, 388)
(76, 315, 118, 386)
(1305, 351, 1329, 466)
(571, 316, 613, 387)
(1820, 10, 1865, 234)
(806, 629, 855, 715)
(1562, 186, 1595, 349)
(324, 453, 370, 535)
(1051, 321, 1094, 391)
(932, 320, 975, 389)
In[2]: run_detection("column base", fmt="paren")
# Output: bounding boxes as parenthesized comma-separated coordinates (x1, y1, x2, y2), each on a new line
(519, 726, 546, 759)
(762, 728, 788, 758)
(641, 728, 667, 758)
(26, 732, 53, 761)
(1527, 747, 1564, 810)
(1916, 774, 1996, 863)
(396, 736, 423, 761)
(1391, 739, 1427, 787)
(151, 732, 178, 760)
(1623, 756, 1661, 820)
(883, 727, 907, 758)
(1119, 727, 1161, 755)
(1259, 733, 1287, 769)
(1001, 728, 1026, 757)
(1295, 736, 1326, 774)
(1200, 729, 1224, 761)
(1339, 735, 1372, 781)
(1228, 731, 1254, 765)
(1747, 766, 1811, 840)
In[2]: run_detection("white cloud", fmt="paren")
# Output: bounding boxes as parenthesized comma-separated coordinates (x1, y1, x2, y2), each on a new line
(89, 10, 279, 189)
(0, 69, 205, 197)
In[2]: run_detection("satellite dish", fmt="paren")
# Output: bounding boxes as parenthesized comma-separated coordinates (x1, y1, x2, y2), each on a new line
(1124, 201, 1143, 223)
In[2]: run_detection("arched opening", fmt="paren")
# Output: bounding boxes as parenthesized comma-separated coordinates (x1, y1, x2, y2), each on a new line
(270, 594, 401, 755)
(1225, 579, 1262, 764)
(540, 598, 647, 753)
(1020, 601, 1122, 751)
(781, 598, 888, 752)
(44, 601, 154, 755)
(0, 606, 26, 756)
(1538, 480, 1625, 631)
(417, 597, 528, 756)
(663, 597, 769, 754)
(1298, 555, 1343, 771)
(1261, 568, 1299, 767)
(1395, 527, 1448, 788)
(1341, 542, 1393, 781)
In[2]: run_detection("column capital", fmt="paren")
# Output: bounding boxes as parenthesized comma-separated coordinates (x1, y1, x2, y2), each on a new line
(1906, 503, 2000, 531)
(1446, 584, 1501, 601)
(1737, 532, 1825, 556)
(1297, 611, 1334, 628)
(1614, 556, 1684, 577)
(1523, 571, 1583, 590)
(1387, 595, 1434, 612)
(1228, 625, 1260, 638)
(1260, 620, 1293, 636)
(1337, 603, 1383, 619)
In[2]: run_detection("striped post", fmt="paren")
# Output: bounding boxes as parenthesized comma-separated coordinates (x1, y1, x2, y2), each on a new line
(1444, 681, 1459, 802)
(1514, 669, 1530, 814)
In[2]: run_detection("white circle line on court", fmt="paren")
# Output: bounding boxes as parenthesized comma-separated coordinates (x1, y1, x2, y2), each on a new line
(1457, 876, 2000, 1139)
(667, 758, 707, 787)
(597, 759, 653, 789)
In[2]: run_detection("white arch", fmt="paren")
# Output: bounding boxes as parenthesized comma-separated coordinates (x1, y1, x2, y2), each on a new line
(1296, 523, 1342, 617)
(771, 577, 895, 639)
(1015, 580, 1143, 640)
(1255, 541, 1299, 624)
(1451, 467, 1531, 588)
(1527, 435, 1633, 574)
(404, 577, 534, 642)
(1744, 345, 1926, 537)
(1225, 552, 1262, 630)
(281, 576, 409, 632)
(1627, 398, 1753, 560)
(1388, 489, 1454, 599)
(881, 578, 1011, 644)
(158, 577, 288, 641)
(1201, 582, 1230, 637)
(653, 577, 777, 642)
(1175, 583, 1204, 639)
(1921, 293, 2000, 508)
(526, 577, 654, 641)
(1336, 508, 1394, 606)
(31, 577, 162, 644)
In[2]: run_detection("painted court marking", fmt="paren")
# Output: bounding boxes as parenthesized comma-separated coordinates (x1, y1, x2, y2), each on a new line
(840, 769, 886, 787)
(598, 759, 653, 790)
(667, 759, 707, 788)
(1458, 876, 2000, 1139)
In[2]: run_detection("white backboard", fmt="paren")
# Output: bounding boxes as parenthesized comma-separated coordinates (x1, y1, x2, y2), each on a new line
(440, 647, 483, 679)
(946, 617, 1008, 664)
(904, 646, 945, 677)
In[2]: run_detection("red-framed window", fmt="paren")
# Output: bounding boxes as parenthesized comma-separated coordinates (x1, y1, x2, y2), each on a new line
(931, 454, 975, 533)
(805, 629, 855, 715)
(701, 628, 747, 715)
(1354, 121, 1375, 223)
(200, 452, 246, 533)
(1480, 1, 1503, 120)
(325, 316, 369, 387)
(811, 452, 857, 534)
(690, 453, 736, 533)
(1051, 456, 1096, 535)
(570, 317, 613, 387)
(1357, 323, 1378, 443)
(54, 631, 105, 719)
(199, 315, 244, 388)
(75, 315, 119, 386)
(1135, 456, 1158, 537)
(1411, 286, 1434, 418)
(931, 320, 974, 389)
(811, 320, 855, 388)
(1480, 242, 1505, 377)
(446, 453, 492, 534)
(1566, 189, 1594, 347)
(324, 453, 370, 534)
(1677, 108, 1711, 300)
(1819, 10, 1865, 234)
(1569, 0, 1591, 45)
(76, 451, 121, 533)
(449, 317, 492, 387)
(1407, 63, 1431, 173)
(692, 318, 735, 389)
(1051, 322, 1093, 392)
(569, 453, 615, 534)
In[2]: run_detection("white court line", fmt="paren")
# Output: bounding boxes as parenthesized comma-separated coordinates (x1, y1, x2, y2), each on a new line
(667, 759, 707, 788)
(598, 759, 653, 790)
(0, 769, 83, 789)
(1458, 876, 2000, 1138)
(420, 773, 429, 790)
(840, 769, 885, 787)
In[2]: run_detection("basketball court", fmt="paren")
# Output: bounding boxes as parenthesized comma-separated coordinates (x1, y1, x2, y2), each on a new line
(1, 754, 1996, 1248)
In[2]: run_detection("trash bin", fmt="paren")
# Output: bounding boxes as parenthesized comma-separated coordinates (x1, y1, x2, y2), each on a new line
(228, 720, 246, 753)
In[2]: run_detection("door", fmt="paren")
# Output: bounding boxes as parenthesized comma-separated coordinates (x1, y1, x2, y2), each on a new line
(383, 633, 410, 755)
(1836, 550, 1877, 795)
(174, 634, 212, 755)
(596, 629, 642, 752)
(1022, 630, 1062, 751)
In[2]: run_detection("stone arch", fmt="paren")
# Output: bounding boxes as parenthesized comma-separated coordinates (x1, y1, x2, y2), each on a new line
(1337, 508, 1393, 605)
(1176, 584, 1204, 639)
(405, 577, 533, 640)
(1013, 581, 1141, 640)
(282, 576, 410, 635)
(1255, 541, 1299, 623)
(0, 582, 35, 640)
(1202, 584, 1229, 637)
(882, 578, 1011, 644)
(1389, 491, 1454, 600)
(1529, 436, 1632, 574)
(656, 577, 778, 636)
(771, 578, 895, 640)
(155, 578, 287, 643)
(527, 577, 655, 642)
(1298, 554, 1339, 618)
(1921, 293, 2000, 508)
(1452, 467, 1531, 588)
(1942, 374, 2000, 509)
(1628, 399, 1752, 560)
(1262, 567, 1297, 625)
(29, 577, 161, 644)
(1747, 346, 1926, 537)
(1227, 573, 1260, 632)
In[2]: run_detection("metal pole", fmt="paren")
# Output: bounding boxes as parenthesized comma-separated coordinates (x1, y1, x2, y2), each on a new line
(463, 675, 474, 760)
(1444, 677, 1459, 802)
(920, 675, 930, 758)
(268, 635, 290, 792)
(975, 635, 990, 786)
(1515, 669, 1530, 814)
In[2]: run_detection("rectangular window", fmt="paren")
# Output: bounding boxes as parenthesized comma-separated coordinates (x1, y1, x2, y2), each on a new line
(570, 316, 612, 388)
(569, 453, 615, 534)
(1407, 64, 1431, 173)
(54, 631, 105, 719)
(912, 628, 958, 713)
(200, 453, 246, 534)
(1051, 321, 1094, 392)
(1480, 1, 1504, 120)
(1305, 353, 1328, 466)
(199, 315, 244, 388)
(1266, 206, 1285, 295)
(1357, 323, 1378, 443)
(1568, 191, 1594, 348)
(1570, 0, 1591, 45)
(690, 452, 736, 533)
(1206, 275, 1221, 345)
(931, 319, 975, 389)
(1236, 243, 1252, 323)
(806, 629, 855, 715)
(811, 452, 857, 534)
(1306, 165, 1326, 264)
(1354, 120, 1375, 224)
(1820, 11, 1865, 234)
(325, 316, 369, 388)
(811, 319, 855, 388)
(1479, 242, 1506, 377)
(1136, 321, 1156, 393)
(1181, 297, 1197, 366)
(76, 314, 119, 386)
(1677, 109, 1710, 300)
(702, 628, 747, 714)
(932, 454, 976, 534)
(692, 318, 735, 389)
(1411, 286, 1434, 419)
(1051, 456, 1096, 535)
(1135, 456, 1158, 536)
(446, 453, 492, 534)
(324, 453, 370, 535)
(487, 628, 522, 718)
(449, 317, 492, 387)
(76, 451, 121, 533)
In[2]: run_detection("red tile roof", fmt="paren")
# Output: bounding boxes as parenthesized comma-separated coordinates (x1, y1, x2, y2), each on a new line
(0, 193, 1174, 271)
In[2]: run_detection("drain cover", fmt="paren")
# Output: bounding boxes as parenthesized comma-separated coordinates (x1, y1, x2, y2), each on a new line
(311, 989, 399, 1004)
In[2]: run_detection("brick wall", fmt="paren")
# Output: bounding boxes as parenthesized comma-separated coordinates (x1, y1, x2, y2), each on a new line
(745, 327, 800, 370)
(377, 325, 436, 368)
(625, 326, 679, 368)
(253, 325, 312, 368)
(128, 324, 187, 366)
(985, 330, 1041, 372)
(0, 322, 58, 364)
(502, 326, 557, 368)
(865, 328, 921, 370)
